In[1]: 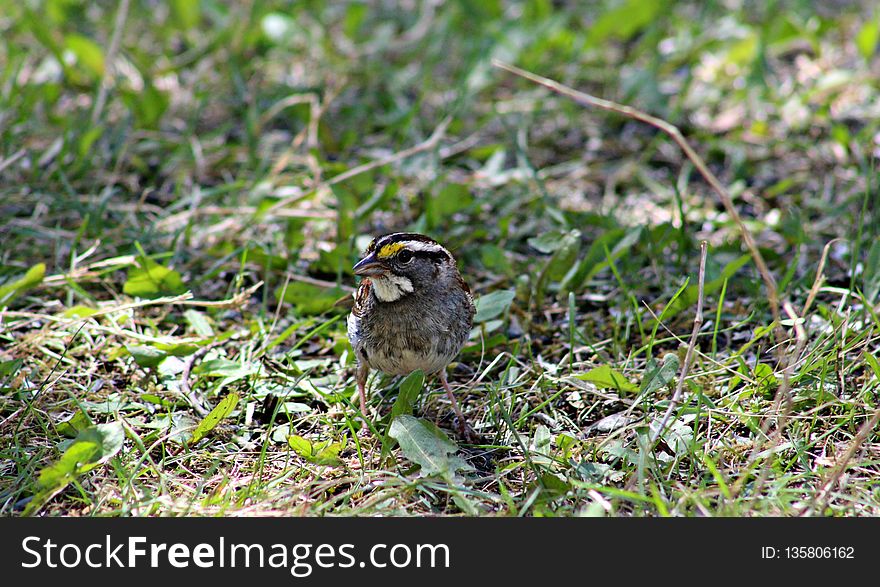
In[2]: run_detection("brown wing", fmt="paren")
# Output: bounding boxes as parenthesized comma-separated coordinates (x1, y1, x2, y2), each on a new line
(352, 278, 373, 317)
(456, 274, 476, 321)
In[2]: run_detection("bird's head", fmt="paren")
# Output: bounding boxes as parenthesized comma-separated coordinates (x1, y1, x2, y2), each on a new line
(353, 232, 458, 302)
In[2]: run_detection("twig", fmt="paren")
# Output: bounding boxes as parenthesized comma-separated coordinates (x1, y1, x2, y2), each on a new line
(258, 93, 319, 135)
(90, 0, 131, 125)
(802, 238, 839, 317)
(492, 61, 782, 338)
(265, 271, 293, 353)
(651, 240, 708, 444)
(438, 130, 483, 160)
(42, 255, 137, 286)
(179, 347, 213, 417)
(0, 407, 24, 431)
(0, 149, 26, 175)
(778, 301, 807, 415)
(178, 281, 263, 309)
(286, 273, 354, 293)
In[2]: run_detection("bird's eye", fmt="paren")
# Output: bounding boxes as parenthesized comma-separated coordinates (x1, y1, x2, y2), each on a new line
(398, 249, 413, 264)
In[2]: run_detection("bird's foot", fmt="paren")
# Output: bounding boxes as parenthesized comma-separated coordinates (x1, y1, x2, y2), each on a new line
(455, 418, 479, 444)
(356, 409, 373, 438)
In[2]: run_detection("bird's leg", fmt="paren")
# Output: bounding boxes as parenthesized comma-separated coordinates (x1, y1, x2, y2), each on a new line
(356, 364, 369, 419)
(439, 369, 476, 442)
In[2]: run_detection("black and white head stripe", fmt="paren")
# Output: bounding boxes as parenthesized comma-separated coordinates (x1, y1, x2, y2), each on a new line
(368, 233, 453, 262)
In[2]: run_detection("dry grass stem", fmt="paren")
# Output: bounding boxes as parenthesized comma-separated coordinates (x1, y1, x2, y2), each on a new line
(651, 240, 708, 444)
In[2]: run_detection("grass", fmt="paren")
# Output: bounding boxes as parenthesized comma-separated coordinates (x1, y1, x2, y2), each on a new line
(1, 0, 879, 517)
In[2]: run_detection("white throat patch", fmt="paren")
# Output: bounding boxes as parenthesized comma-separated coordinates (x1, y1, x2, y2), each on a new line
(371, 274, 414, 302)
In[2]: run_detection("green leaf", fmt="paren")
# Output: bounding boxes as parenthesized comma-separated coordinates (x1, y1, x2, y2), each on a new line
(123, 256, 185, 298)
(126, 345, 167, 369)
(288, 435, 313, 457)
(541, 229, 581, 282)
(62, 305, 100, 319)
(725, 33, 758, 66)
(35, 441, 101, 490)
(0, 263, 45, 306)
(427, 183, 473, 227)
(473, 290, 515, 322)
(77, 125, 104, 159)
(586, 0, 665, 47)
(167, 413, 198, 445)
(562, 227, 641, 292)
(171, 0, 201, 29)
(140, 394, 175, 408)
(288, 435, 345, 466)
(56, 410, 91, 437)
(574, 461, 611, 483)
(120, 83, 169, 129)
(531, 424, 553, 466)
(277, 281, 344, 315)
(556, 432, 577, 460)
(479, 244, 511, 272)
(528, 230, 568, 254)
(727, 360, 752, 394)
(23, 7, 63, 57)
(535, 472, 571, 499)
(193, 358, 258, 380)
(856, 19, 879, 60)
(391, 370, 424, 419)
(754, 363, 777, 395)
(0, 358, 24, 377)
(190, 392, 239, 443)
(184, 309, 214, 337)
(584, 227, 641, 283)
(381, 370, 426, 462)
(653, 418, 694, 457)
(64, 34, 105, 78)
(24, 422, 124, 516)
(640, 354, 680, 395)
(388, 415, 471, 480)
(343, 2, 368, 38)
(865, 352, 880, 381)
(576, 365, 638, 393)
(154, 342, 201, 357)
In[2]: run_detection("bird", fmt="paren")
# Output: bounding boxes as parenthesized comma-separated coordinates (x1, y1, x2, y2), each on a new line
(346, 232, 476, 439)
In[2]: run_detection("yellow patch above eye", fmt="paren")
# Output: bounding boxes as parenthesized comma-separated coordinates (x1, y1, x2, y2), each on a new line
(377, 242, 405, 258)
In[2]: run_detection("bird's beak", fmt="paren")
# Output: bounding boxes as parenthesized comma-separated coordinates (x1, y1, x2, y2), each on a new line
(353, 253, 387, 277)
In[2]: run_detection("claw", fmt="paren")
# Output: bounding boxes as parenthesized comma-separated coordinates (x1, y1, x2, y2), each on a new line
(457, 419, 479, 444)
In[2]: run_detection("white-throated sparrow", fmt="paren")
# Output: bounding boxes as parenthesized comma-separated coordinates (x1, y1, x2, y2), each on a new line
(347, 232, 476, 438)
